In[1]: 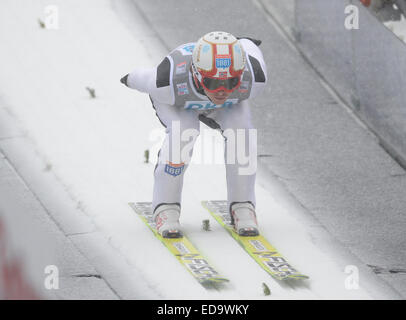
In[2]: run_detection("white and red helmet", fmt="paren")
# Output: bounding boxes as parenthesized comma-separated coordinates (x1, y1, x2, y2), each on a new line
(192, 31, 246, 92)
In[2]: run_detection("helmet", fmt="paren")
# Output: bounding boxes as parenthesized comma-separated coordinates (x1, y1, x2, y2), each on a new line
(192, 31, 246, 93)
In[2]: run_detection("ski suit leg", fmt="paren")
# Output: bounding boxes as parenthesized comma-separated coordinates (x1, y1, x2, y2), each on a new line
(209, 100, 257, 211)
(151, 99, 200, 212)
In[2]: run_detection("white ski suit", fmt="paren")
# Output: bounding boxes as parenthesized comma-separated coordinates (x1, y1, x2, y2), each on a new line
(123, 38, 267, 213)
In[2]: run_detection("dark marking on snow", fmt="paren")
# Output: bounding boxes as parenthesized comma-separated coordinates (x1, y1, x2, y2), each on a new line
(367, 265, 406, 275)
(73, 274, 102, 279)
(390, 173, 406, 177)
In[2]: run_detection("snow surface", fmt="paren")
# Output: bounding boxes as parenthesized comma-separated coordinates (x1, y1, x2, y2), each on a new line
(0, 0, 390, 299)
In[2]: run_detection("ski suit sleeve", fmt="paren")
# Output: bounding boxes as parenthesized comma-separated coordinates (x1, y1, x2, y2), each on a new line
(239, 38, 268, 100)
(121, 57, 175, 105)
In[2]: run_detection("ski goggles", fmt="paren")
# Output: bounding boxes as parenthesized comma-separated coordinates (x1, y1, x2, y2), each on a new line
(200, 76, 241, 93)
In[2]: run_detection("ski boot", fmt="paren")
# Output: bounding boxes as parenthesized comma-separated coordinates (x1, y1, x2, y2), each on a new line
(230, 202, 259, 236)
(153, 204, 183, 238)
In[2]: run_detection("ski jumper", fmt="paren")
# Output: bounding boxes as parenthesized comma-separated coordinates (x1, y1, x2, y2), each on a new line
(124, 38, 267, 213)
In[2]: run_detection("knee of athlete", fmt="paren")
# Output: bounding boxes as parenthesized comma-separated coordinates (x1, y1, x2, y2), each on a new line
(181, 125, 200, 139)
(167, 121, 199, 141)
(166, 128, 200, 165)
(223, 127, 257, 171)
(223, 127, 257, 150)
(179, 128, 200, 164)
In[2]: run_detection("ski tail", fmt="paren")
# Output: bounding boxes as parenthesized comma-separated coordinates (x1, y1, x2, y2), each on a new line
(202, 200, 309, 281)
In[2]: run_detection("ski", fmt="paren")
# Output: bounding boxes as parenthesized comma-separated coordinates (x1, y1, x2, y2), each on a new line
(202, 200, 309, 281)
(129, 202, 229, 287)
